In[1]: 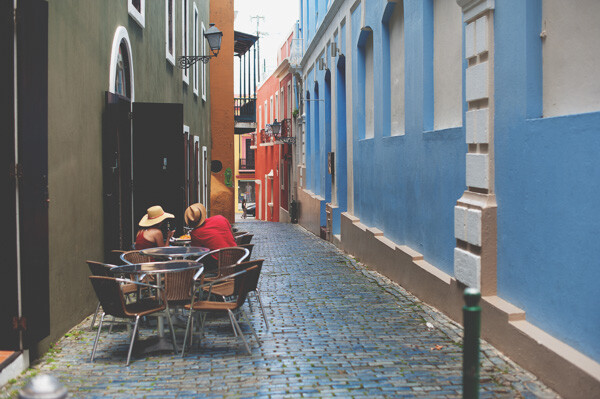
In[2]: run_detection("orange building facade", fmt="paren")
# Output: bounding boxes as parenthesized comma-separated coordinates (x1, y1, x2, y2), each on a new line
(209, 0, 235, 222)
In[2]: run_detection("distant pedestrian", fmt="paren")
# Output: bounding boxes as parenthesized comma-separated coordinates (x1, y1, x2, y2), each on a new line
(242, 198, 247, 219)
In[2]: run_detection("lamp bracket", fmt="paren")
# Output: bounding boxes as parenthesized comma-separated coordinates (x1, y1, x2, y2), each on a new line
(276, 137, 296, 145)
(178, 55, 214, 69)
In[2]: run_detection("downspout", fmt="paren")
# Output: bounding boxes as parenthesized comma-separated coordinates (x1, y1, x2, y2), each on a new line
(13, 0, 23, 351)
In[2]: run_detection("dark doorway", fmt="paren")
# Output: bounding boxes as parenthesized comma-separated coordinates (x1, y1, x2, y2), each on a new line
(103, 92, 133, 255)
(1, 0, 50, 351)
(132, 103, 185, 235)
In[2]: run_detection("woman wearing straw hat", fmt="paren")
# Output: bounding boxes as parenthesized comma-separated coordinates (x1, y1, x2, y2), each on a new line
(135, 205, 176, 250)
(185, 202, 236, 269)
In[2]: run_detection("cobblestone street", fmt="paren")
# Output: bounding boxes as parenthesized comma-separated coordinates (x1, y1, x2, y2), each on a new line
(2, 221, 559, 398)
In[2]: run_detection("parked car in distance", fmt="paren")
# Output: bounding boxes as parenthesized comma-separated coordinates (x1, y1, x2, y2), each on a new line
(246, 202, 255, 217)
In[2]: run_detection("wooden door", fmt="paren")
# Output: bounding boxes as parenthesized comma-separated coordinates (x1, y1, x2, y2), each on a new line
(132, 103, 184, 234)
(2, 0, 18, 350)
(103, 92, 133, 254)
(6, 0, 49, 349)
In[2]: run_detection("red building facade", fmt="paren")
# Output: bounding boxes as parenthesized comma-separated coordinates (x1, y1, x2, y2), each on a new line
(254, 30, 295, 222)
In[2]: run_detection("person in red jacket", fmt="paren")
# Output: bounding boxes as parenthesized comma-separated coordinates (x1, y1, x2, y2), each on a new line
(135, 205, 175, 250)
(184, 202, 236, 269)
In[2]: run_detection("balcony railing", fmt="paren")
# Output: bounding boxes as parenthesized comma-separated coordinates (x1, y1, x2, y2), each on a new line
(274, 118, 295, 144)
(239, 158, 255, 170)
(235, 97, 256, 123)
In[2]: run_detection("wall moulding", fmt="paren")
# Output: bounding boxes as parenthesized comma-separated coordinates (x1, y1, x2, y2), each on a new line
(456, 0, 494, 22)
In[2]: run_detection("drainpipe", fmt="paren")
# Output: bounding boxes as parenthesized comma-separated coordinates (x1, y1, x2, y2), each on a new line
(13, 0, 24, 352)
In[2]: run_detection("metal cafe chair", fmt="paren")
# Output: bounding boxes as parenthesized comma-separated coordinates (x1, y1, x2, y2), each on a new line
(87, 261, 118, 330)
(181, 264, 261, 356)
(235, 233, 254, 245)
(202, 259, 269, 330)
(237, 243, 254, 260)
(88, 276, 178, 366)
(196, 246, 250, 280)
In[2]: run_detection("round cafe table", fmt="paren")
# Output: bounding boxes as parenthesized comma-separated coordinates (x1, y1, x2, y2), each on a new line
(112, 260, 204, 354)
(139, 246, 209, 260)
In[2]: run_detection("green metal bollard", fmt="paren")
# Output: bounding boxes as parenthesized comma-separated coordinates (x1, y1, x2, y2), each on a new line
(463, 287, 481, 399)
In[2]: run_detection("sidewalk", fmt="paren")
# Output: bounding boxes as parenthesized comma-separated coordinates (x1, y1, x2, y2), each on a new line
(1, 220, 559, 398)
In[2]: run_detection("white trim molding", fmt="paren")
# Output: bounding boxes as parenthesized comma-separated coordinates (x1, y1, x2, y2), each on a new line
(165, 0, 176, 66)
(456, 0, 494, 22)
(109, 26, 135, 101)
(128, 0, 145, 28)
(181, 0, 189, 84)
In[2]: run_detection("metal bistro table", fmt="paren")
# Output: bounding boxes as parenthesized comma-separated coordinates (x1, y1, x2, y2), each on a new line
(112, 260, 204, 354)
(140, 246, 209, 260)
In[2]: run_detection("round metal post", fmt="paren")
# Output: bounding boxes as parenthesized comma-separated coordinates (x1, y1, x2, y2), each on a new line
(18, 374, 68, 399)
(463, 287, 481, 399)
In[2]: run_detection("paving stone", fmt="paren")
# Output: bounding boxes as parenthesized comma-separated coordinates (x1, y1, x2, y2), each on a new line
(0, 221, 560, 398)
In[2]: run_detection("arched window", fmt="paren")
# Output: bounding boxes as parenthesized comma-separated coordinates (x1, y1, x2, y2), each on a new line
(115, 41, 131, 98)
(109, 27, 135, 101)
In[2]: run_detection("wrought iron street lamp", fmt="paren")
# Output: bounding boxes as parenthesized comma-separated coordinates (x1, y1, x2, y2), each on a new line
(178, 23, 223, 69)
(270, 119, 282, 139)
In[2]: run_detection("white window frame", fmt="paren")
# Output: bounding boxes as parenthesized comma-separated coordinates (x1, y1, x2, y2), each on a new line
(288, 82, 292, 118)
(193, 3, 199, 96)
(281, 87, 285, 118)
(275, 92, 279, 121)
(181, 0, 189, 84)
(270, 96, 274, 123)
(194, 136, 201, 200)
(128, 0, 145, 28)
(258, 105, 262, 129)
(201, 22, 207, 101)
(202, 146, 208, 207)
(165, 0, 176, 66)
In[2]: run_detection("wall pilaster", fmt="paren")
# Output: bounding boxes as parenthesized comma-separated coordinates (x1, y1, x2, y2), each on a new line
(454, 0, 496, 295)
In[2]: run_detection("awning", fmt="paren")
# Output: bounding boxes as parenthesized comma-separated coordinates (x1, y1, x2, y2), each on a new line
(234, 31, 259, 57)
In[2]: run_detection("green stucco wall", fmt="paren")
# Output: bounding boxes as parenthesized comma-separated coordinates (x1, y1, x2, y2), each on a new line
(42, 0, 211, 356)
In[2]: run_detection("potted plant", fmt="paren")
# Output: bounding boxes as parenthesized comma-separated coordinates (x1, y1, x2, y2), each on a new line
(292, 108, 299, 119)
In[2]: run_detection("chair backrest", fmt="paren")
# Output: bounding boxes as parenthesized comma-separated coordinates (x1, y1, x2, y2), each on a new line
(235, 233, 254, 245)
(88, 276, 127, 318)
(233, 265, 260, 308)
(110, 250, 127, 265)
(233, 230, 248, 237)
(86, 261, 116, 277)
(164, 268, 197, 302)
(237, 244, 254, 259)
(121, 250, 153, 265)
(218, 247, 250, 277)
(233, 259, 264, 293)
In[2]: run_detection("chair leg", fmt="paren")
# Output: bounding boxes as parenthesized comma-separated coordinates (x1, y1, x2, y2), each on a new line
(164, 305, 179, 355)
(228, 311, 239, 337)
(90, 302, 101, 330)
(126, 315, 140, 366)
(90, 313, 105, 362)
(200, 313, 207, 340)
(228, 309, 251, 355)
(239, 308, 261, 347)
(181, 309, 194, 358)
(254, 289, 270, 331)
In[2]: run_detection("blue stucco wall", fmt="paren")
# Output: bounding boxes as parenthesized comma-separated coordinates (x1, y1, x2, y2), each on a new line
(495, 0, 600, 362)
(351, 0, 466, 274)
(299, 0, 600, 367)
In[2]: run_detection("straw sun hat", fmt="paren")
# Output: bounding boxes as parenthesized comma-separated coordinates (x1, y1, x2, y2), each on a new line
(138, 205, 174, 227)
(184, 203, 207, 228)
